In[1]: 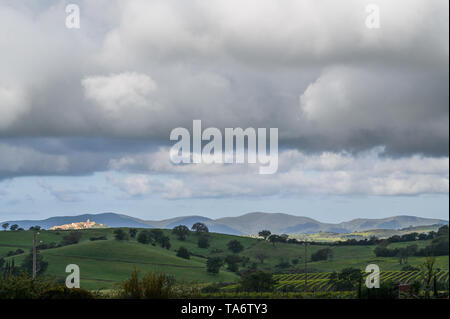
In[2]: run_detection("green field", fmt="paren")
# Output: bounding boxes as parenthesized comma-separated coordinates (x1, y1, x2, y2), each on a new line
(0, 228, 448, 291)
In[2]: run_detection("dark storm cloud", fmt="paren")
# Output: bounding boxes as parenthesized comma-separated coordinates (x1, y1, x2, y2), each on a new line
(0, 137, 165, 179)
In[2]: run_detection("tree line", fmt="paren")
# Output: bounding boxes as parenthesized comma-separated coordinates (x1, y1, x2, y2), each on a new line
(374, 225, 449, 264)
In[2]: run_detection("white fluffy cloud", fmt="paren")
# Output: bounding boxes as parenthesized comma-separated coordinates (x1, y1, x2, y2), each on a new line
(81, 72, 165, 133)
(82, 72, 158, 116)
(99, 0, 448, 68)
(109, 147, 449, 198)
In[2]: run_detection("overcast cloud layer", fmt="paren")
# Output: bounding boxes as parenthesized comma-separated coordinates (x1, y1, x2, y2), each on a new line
(0, 0, 448, 209)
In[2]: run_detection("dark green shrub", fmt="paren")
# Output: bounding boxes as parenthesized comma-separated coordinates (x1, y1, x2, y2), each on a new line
(311, 248, 333, 261)
(176, 247, 190, 259)
(360, 280, 398, 299)
(160, 236, 171, 250)
(6, 249, 24, 257)
(0, 273, 55, 299)
(224, 255, 242, 272)
(275, 259, 290, 269)
(227, 240, 244, 253)
(61, 231, 82, 246)
(137, 230, 152, 244)
(172, 225, 190, 241)
(113, 229, 129, 241)
(20, 252, 48, 276)
(89, 236, 107, 241)
(198, 236, 210, 249)
(239, 271, 275, 292)
(119, 267, 174, 299)
(329, 268, 363, 291)
(129, 228, 138, 238)
(206, 257, 223, 274)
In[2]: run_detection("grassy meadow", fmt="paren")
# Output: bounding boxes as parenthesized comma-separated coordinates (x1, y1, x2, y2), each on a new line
(0, 227, 448, 291)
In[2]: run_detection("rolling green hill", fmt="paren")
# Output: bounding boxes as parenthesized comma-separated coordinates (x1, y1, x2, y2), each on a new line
(0, 228, 242, 290)
(1, 227, 448, 291)
(35, 241, 238, 290)
(291, 224, 445, 242)
(3, 212, 447, 235)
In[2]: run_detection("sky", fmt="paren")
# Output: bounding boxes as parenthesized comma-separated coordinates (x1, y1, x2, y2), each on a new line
(0, 0, 448, 223)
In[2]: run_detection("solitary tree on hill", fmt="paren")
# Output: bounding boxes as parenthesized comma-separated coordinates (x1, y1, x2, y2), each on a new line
(206, 257, 223, 274)
(254, 252, 268, 264)
(137, 230, 153, 244)
(172, 225, 190, 241)
(227, 240, 244, 253)
(161, 236, 171, 250)
(176, 247, 190, 259)
(192, 222, 209, 234)
(114, 229, 129, 241)
(258, 230, 271, 240)
(225, 255, 242, 272)
(268, 234, 282, 246)
(129, 228, 138, 238)
(198, 235, 210, 249)
(150, 229, 165, 243)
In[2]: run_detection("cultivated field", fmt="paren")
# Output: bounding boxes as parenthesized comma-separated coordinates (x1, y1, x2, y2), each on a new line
(274, 270, 450, 292)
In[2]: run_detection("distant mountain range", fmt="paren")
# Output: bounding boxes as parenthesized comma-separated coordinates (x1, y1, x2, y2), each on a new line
(2, 212, 447, 235)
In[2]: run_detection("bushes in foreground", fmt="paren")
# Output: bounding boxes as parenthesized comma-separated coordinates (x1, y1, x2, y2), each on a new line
(359, 280, 398, 299)
(239, 271, 276, 292)
(118, 267, 174, 299)
(0, 273, 53, 299)
(0, 273, 93, 299)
